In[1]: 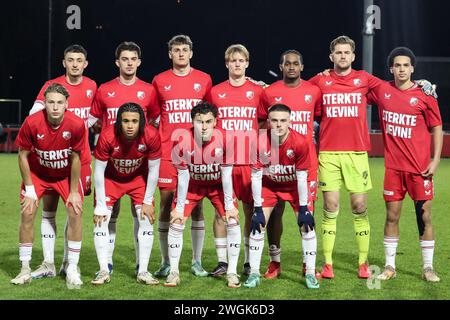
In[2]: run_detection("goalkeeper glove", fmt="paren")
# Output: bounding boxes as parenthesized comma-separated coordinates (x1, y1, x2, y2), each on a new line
(297, 205, 315, 231)
(416, 79, 438, 99)
(251, 206, 265, 235)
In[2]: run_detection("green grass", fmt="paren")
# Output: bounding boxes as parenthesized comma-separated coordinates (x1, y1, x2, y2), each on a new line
(1, 154, 449, 300)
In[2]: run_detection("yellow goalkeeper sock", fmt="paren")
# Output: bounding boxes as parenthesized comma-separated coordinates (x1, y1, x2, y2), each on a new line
(322, 209, 339, 265)
(353, 210, 370, 265)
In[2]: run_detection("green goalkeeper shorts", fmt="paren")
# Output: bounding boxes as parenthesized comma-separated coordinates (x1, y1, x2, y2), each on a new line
(318, 152, 372, 193)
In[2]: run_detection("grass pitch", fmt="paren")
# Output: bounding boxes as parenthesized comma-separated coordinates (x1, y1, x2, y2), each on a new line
(0, 154, 449, 300)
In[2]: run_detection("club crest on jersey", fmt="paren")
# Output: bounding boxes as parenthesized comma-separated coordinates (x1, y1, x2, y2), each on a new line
(37, 134, 45, 140)
(62, 131, 71, 140)
(384, 93, 391, 100)
(353, 78, 361, 86)
(218, 93, 226, 99)
(137, 144, 146, 152)
(304, 95, 312, 104)
(194, 83, 201, 92)
(275, 97, 283, 102)
(286, 149, 294, 158)
(325, 80, 333, 86)
(86, 89, 93, 98)
(137, 91, 145, 100)
(164, 85, 172, 91)
(410, 97, 418, 106)
(246, 91, 254, 100)
(214, 147, 223, 157)
(107, 92, 115, 98)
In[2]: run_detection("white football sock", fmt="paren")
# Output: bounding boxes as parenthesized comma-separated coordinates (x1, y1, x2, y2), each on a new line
(249, 231, 265, 275)
(226, 219, 241, 275)
(244, 236, 250, 264)
(168, 223, 185, 274)
(420, 240, 435, 269)
(107, 217, 117, 266)
(191, 220, 205, 264)
(214, 237, 228, 263)
(19, 243, 32, 268)
(301, 230, 317, 275)
(94, 216, 110, 272)
(67, 240, 82, 271)
(41, 210, 56, 264)
(133, 215, 140, 266)
(384, 236, 399, 269)
(158, 221, 170, 264)
(137, 215, 154, 274)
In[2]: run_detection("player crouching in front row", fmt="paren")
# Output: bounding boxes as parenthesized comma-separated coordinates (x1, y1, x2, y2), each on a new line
(91, 102, 161, 285)
(165, 102, 241, 288)
(244, 104, 319, 289)
(12, 83, 85, 289)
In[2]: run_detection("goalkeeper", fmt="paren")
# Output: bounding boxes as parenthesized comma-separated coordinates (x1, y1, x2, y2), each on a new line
(244, 104, 319, 289)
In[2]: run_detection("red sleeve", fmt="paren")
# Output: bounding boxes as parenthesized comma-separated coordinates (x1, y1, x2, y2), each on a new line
(147, 86, 161, 120)
(93, 132, 111, 161)
(90, 87, 103, 118)
(424, 96, 442, 128)
(204, 88, 213, 104)
(308, 74, 320, 86)
(312, 85, 322, 120)
(15, 119, 34, 150)
(145, 127, 162, 160)
(204, 75, 213, 98)
(367, 72, 385, 91)
(295, 137, 310, 171)
(71, 121, 86, 152)
(258, 89, 270, 121)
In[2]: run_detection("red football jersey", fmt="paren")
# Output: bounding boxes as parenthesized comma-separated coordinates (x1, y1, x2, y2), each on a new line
(309, 70, 383, 151)
(172, 128, 229, 186)
(152, 68, 212, 161)
(90, 77, 159, 128)
(261, 79, 321, 171)
(253, 129, 310, 191)
(94, 125, 161, 180)
(16, 110, 86, 180)
(368, 81, 442, 174)
(35, 75, 97, 165)
(206, 80, 263, 165)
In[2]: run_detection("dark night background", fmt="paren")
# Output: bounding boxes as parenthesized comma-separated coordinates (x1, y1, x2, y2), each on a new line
(1, 0, 449, 129)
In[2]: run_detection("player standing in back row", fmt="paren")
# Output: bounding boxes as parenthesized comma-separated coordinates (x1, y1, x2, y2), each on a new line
(152, 35, 212, 278)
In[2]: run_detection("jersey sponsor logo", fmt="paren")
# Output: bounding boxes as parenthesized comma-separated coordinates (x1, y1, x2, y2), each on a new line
(275, 97, 282, 102)
(137, 91, 145, 100)
(353, 78, 361, 86)
(266, 164, 296, 182)
(111, 157, 143, 174)
(286, 149, 294, 158)
(194, 83, 201, 92)
(410, 97, 418, 106)
(304, 95, 312, 104)
(37, 134, 45, 140)
(383, 190, 394, 196)
(158, 178, 173, 183)
(325, 81, 333, 86)
(264, 151, 271, 157)
(188, 163, 221, 181)
(67, 107, 91, 119)
(35, 147, 72, 169)
(218, 93, 226, 99)
(187, 150, 195, 156)
(137, 144, 146, 152)
(113, 146, 120, 152)
(107, 92, 116, 98)
(86, 89, 93, 98)
(246, 91, 254, 100)
(62, 131, 71, 140)
(382, 110, 417, 139)
(164, 85, 172, 91)
(384, 93, 391, 99)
